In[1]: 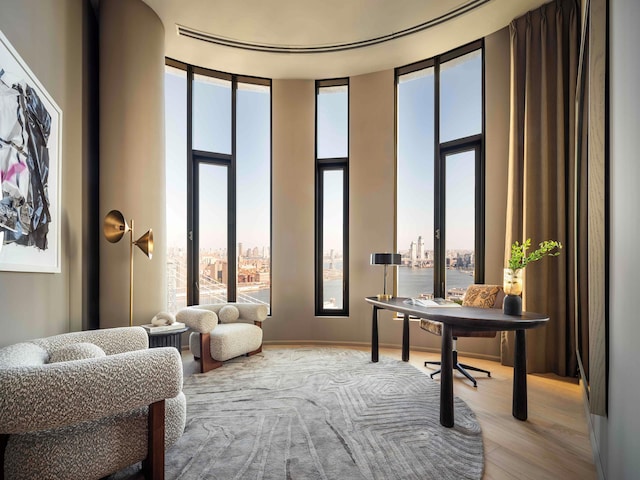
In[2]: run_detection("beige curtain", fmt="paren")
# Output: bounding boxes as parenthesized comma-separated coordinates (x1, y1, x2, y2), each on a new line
(502, 0, 585, 376)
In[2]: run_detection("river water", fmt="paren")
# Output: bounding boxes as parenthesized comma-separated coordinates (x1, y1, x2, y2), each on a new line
(244, 266, 474, 308)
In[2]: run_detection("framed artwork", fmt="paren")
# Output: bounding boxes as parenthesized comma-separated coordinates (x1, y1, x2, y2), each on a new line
(0, 29, 62, 273)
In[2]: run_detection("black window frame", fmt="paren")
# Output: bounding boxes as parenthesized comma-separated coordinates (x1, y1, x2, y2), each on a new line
(315, 78, 350, 316)
(395, 39, 485, 299)
(165, 58, 272, 310)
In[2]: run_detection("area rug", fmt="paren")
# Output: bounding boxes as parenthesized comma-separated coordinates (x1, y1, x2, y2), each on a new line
(166, 348, 484, 479)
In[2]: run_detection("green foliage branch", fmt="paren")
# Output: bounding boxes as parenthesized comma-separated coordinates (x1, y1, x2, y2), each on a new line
(507, 238, 562, 271)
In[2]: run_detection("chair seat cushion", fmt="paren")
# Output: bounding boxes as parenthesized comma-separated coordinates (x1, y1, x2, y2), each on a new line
(210, 323, 263, 361)
(189, 323, 263, 362)
(419, 319, 497, 338)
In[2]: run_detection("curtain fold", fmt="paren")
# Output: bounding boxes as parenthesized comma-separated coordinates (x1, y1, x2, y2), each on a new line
(502, 0, 584, 376)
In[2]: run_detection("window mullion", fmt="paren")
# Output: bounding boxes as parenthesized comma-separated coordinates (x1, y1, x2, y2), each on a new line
(228, 77, 237, 302)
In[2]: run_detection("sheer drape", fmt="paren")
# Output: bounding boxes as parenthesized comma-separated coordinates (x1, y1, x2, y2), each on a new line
(502, 0, 584, 376)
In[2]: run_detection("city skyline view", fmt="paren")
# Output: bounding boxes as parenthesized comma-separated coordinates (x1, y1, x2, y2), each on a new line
(164, 47, 482, 312)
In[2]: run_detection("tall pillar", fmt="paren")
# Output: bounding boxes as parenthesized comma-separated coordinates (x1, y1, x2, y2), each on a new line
(99, 0, 166, 328)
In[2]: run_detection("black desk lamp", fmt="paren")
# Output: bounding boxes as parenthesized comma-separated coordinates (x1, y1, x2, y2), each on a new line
(370, 253, 401, 300)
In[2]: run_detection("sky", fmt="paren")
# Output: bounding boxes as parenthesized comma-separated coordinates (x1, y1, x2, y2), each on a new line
(397, 50, 482, 251)
(165, 48, 481, 256)
(165, 69, 270, 253)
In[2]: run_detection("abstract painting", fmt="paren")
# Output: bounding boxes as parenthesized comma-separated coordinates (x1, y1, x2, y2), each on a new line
(0, 30, 61, 272)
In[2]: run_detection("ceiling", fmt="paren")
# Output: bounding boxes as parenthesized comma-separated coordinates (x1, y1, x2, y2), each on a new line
(141, 0, 550, 79)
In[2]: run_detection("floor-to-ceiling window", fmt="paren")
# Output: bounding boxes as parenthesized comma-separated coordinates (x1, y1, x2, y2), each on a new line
(164, 60, 271, 312)
(396, 41, 484, 300)
(315, 79, 349, 315)
(164, 63, 188, 312)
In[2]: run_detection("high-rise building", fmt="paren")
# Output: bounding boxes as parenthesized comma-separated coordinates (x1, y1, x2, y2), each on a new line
(417, 236, 424, 260)
(238, 242, 244, 257)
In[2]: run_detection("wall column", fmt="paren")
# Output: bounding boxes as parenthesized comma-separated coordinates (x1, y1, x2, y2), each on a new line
(99, 0, 166, 328)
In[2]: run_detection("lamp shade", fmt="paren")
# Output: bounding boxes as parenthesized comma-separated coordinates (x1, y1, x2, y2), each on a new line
(135, 229, 154, 259)
(370, 253, 401, 265)
(103, 210, 129, 243)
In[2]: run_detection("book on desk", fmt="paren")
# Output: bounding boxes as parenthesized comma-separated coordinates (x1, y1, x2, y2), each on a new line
(399, 297, 460, 319)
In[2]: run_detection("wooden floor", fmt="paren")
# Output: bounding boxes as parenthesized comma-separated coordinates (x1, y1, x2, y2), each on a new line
(180, 344, 597, 480)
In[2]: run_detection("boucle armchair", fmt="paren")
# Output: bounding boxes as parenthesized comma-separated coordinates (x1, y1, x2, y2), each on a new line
(177, 303, 268, 373)
(0, 327, 186, 480)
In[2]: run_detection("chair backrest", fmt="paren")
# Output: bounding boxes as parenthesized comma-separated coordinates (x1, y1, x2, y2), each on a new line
(461, 285, 504, 309)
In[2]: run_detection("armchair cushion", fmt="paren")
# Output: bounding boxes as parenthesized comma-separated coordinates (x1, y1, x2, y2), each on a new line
(48, 343, 106, 363)
(30, 327, 149, 355)
(0, 342, 48, 368)
(218, 304, 240, 324)
(177, 307, 218, 333)
(462, 284, 504, 309)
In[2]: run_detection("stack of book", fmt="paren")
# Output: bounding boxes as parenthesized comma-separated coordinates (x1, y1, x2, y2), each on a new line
(140, 322, 186, 334)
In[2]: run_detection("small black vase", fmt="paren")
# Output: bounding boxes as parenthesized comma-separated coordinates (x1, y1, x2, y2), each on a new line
(503, 294, 522, 316)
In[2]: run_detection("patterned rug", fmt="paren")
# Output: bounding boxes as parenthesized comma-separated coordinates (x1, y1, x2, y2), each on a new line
(166, 348, 484, 479)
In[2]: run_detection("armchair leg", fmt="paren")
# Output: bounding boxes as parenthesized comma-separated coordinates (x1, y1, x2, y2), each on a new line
(247, 345, 262, 356)
(143, 400, 165, 480)
(1, 434, 8, 480)
(247, 320, 264, 357)
(199, 333, 223, 373)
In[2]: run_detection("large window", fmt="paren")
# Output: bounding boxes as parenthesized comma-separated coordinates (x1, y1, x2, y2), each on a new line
(165, 64, 188, 312)
(164, 60, 271, 312)
(316, 80, 349, 315)
(396, 42, 484, 301)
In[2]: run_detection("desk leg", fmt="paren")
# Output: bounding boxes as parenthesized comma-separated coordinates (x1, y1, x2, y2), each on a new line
(371, 306, 379, 363)
(402, 314, 410, 362)
(440, 323, 454, 428)
(513, 329, 528, 420)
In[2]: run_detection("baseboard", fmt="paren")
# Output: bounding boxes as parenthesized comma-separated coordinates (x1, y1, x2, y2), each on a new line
(261, 340, 501, 362)
(580, 378, 607, 480)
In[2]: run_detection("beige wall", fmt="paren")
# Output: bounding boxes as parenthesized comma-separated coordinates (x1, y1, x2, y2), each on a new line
(269, 80, 316, 340)
(0, 0, 96, 346)
(99, 0, 166, 328)
(266, 29, 511, 360)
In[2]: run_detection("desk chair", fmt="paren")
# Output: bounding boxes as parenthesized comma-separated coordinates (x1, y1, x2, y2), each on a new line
(421, 284, 505, 387)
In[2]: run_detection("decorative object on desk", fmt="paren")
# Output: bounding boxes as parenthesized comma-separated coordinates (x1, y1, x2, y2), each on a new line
(370, 252, 401, 301)
(151, 311, 176, 326)
(504, 238, 562, 315)
(103, 209, 153, 327)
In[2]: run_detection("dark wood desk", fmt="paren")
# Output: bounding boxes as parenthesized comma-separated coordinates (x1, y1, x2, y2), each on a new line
(365, 296, 549, 428)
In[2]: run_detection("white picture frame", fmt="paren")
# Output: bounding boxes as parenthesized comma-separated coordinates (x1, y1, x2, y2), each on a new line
(0, 29, 62, 273)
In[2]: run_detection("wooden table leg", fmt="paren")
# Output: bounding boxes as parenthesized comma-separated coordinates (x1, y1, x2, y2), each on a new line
(371, 306, 379, 363)
(513, 329, 528, 420)
(440, 323, 454, 428)
(402, 313, 410, 362)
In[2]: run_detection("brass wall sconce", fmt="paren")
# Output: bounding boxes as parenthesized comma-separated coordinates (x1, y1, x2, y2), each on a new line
(104, 210, 153, 327)
(370, 253, 402, 301)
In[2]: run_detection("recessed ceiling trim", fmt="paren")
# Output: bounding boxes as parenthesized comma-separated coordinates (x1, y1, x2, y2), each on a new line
(176, 0, 491, 54)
